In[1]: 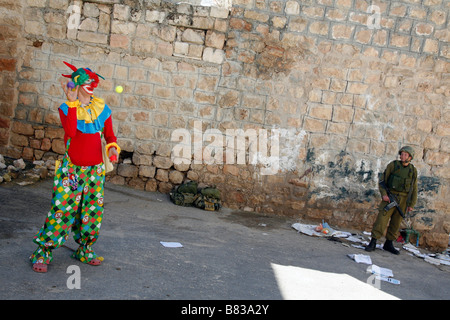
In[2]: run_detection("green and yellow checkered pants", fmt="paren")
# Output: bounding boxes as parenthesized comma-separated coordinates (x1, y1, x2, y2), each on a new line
(30, 153, 105, 265)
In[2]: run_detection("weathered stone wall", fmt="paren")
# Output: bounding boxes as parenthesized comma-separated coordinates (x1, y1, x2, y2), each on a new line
(0, 0, 448, 249)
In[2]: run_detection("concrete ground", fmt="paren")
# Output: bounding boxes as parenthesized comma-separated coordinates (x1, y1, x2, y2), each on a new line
(0, 178, 449, 302)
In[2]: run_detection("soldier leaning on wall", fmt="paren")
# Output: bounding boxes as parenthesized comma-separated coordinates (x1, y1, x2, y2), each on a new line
(365, 146, 418, 255)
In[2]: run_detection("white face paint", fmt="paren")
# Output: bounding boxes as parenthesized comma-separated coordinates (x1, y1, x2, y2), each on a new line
(81, 78, 95, 95)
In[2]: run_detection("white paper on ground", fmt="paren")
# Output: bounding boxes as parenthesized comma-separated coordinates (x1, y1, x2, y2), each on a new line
(367, 264, 394, 278)
(160, 241, 183, 248)
(377, 276, 401, 285)
(348, 254, 372, 265)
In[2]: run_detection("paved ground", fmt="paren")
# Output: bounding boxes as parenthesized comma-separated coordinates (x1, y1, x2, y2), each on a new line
(0, 178, 449, 303)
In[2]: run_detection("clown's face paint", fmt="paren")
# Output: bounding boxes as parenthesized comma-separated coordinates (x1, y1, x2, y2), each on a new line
(77, 84, 92, 105)
(62, 61, 104, 97)
(80, 78, 97, 95)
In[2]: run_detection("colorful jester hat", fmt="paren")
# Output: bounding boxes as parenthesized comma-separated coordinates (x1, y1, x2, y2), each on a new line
(62, 61, 105, 95)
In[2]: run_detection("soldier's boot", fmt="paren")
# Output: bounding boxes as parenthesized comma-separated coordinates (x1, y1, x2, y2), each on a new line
(365, 238, 377, 252)
(383, 240, 400, 255)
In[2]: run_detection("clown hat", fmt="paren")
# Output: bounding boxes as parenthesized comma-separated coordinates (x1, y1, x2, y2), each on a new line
(62, 61, 104, 94)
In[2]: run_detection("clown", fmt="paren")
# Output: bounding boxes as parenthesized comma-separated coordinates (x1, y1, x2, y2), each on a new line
(30, 61, 120, 273)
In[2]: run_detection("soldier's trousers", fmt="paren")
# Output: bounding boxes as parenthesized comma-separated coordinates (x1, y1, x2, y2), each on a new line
(30, 160, 105, 265)
(371, 193, 407, 241)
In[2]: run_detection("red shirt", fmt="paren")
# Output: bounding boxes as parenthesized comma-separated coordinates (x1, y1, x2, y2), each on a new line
(59, 105, 117, 166)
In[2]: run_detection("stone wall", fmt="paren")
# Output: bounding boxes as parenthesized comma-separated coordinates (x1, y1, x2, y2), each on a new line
(0, 0, 448, 249)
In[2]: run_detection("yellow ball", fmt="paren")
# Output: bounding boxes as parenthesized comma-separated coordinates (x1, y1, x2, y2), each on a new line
(115, 85, 123, 93)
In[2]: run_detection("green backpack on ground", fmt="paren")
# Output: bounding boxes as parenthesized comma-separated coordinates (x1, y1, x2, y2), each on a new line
(170, 182, 222, 211)
(170, 181, 199, 207)
(194, 186, 222, 211)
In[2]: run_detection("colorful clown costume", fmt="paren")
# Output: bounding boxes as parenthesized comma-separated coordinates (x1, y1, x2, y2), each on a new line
(30, 147, 106, 265)
(30, 61, 119, 270)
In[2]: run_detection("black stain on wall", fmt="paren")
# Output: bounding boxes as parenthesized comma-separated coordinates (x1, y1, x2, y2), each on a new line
(304, 148, 442, 206)
(418, 176, 440, 193)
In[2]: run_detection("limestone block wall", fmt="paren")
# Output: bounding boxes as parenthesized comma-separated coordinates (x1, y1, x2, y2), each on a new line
(0, 0, 448, 249)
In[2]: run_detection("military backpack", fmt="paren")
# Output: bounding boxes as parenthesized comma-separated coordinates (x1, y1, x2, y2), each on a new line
(170, 182, 222, 211)
(194, 186, 222, 211)
(170, 181, 199, 207)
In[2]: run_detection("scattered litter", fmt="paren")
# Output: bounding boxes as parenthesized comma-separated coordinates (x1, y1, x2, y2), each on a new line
(292, 220, 450, 269)
(403, 243, 425, 258)
(423, 254, 450, 266)
(346, 234, 368, 244)
(424, 256, 440, 266)
(347, 254, 372, 265)
(160, 241, 183, 248)
(435, 253, 450, 266)
(380, 277, 401, 285)
(374, 276, 401, 285)
(292, 221, 382, 251)
(367, 264, 393, 278)
(292, 221, 350, 238)
(367, 265, 400, 285)
(16, 181, 34, 186)
(292, 223, 323, 237)
(333, 231, 353, 238)
(314, 220, 333, 235)
(403, 243, 450, 266)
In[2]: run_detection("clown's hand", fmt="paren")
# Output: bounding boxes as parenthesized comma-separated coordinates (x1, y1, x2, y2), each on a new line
(61, 80, 79, 102)
(108, 147, 119, 164)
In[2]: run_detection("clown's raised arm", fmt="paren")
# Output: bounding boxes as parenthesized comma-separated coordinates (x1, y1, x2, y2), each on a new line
(58, 61, 120, 166)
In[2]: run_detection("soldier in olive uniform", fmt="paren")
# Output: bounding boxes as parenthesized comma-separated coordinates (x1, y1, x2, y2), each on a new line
(366, 146, 418, 254)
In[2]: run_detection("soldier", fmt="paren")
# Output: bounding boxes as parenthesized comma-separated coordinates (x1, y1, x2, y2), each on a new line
(365, 146, 418, 255)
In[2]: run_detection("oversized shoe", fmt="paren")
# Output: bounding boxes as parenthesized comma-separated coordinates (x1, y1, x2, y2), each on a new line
(32, 258, 102, 273)
(85, 255, 103, 266)
(87, 258, 102, 266)
(32, 263, 48, 273)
